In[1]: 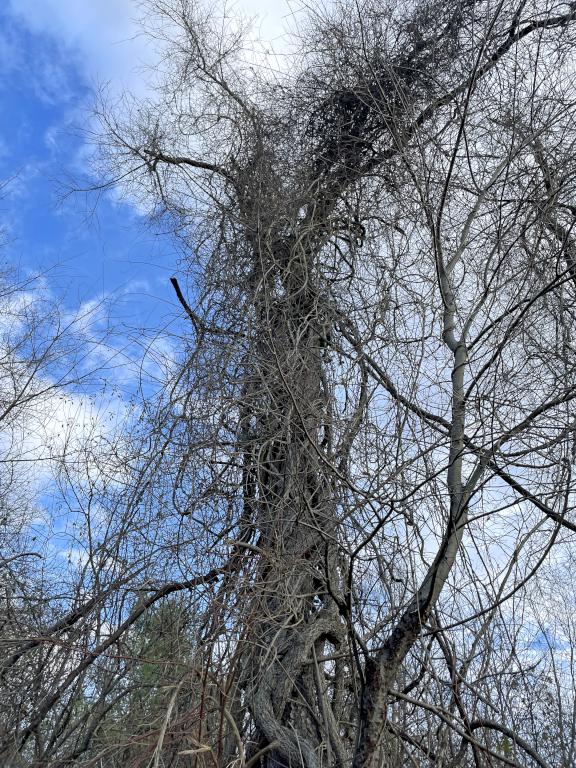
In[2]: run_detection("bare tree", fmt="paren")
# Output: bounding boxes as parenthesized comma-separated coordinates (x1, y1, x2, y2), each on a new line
(5, 1, 576, 766)
(89, 1, 576, 766)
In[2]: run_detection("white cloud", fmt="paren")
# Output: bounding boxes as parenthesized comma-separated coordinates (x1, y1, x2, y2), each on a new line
(0, 379, 133, 533)
(231, 0, 294, 46)
(7, 0, 152, 95)
(7, 0, 293, 96)
(0, 276, 145, 520)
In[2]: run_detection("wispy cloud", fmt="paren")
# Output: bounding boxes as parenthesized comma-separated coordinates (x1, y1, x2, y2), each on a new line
(6, 0, 292, 96)
(0, 276, 147, 520)
(6, 0, 156, 97)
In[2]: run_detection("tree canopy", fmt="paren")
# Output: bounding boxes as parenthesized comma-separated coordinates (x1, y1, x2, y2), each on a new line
(3, 1, 576, 767)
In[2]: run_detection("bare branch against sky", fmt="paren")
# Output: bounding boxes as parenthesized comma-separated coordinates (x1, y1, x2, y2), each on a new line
(2, 2, 576, 768)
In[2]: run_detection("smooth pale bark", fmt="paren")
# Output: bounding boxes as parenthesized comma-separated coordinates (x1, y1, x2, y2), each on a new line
(353, 337, 471, 768)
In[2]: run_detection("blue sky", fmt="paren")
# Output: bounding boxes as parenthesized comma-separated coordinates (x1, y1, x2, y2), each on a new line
(0, 0, 289, 335)
(0, 2, 174, 335)
(0, 1, 291, 552)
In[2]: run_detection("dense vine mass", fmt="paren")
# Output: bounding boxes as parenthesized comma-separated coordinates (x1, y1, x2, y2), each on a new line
(3, 1, 576, 766)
